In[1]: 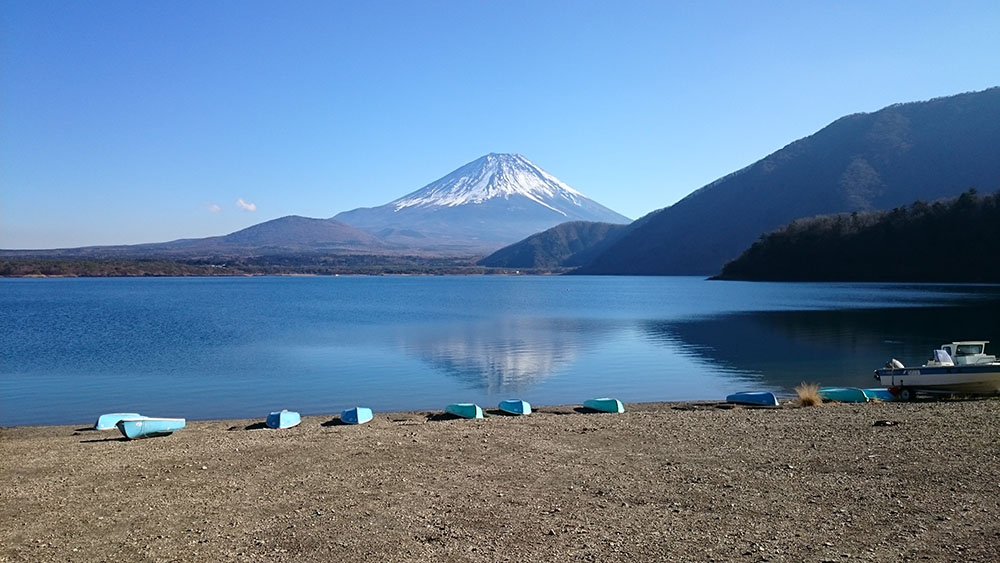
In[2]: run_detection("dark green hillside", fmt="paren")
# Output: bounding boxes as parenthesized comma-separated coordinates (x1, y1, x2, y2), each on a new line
(477, 221, 629, 270)
(714, 190, 1000, 282)
(577, 87, 1000, 275)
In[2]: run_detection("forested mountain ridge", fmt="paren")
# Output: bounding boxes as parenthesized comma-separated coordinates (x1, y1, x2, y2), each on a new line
(713, 189, 1000, 282)
(575, 87, 1000, 275)
(477, 221, 630, 270)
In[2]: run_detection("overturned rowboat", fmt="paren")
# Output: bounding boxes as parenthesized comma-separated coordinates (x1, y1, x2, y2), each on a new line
(266, 410, 301, 429)
(819, 387, 869, 403)
(94, 412, 144, 430)
(116, 417, 186, 439)
(341, 406, 373, 425)
(497, 399, 531, 415)
(583, 398, 624, 413)
(726, 391, 779, 407)
(445, 403, 483, 419)
(861, 388, 895, 401)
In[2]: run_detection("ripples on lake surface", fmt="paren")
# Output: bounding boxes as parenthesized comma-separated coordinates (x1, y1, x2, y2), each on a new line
(2, 276, 999, 425)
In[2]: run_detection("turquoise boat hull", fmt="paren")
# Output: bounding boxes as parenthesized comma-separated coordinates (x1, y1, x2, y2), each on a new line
(583, 398, 624, 413)
(341, 407, 373, 425)
(498, 399, 531, 415)
(116, 417, 185, 439)
(445, 403, 483, 419)
(94, 412, 143, 430)
(862, 388, 896, 401)
(726, 391, 779, 406)
(819, 387, 869, 403)
(266, 410, 301, 429)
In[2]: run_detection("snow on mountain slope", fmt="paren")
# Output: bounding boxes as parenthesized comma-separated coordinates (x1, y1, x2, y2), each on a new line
(334, 153, 629, 252)
(390, 153, 586, 214)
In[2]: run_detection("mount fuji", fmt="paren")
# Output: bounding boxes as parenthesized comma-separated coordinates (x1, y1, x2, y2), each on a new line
(1, 154, 629, 267)
(334, 153, 630, 251)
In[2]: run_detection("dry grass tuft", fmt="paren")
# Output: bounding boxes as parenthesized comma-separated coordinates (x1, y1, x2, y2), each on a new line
(795, 382, 823, 407)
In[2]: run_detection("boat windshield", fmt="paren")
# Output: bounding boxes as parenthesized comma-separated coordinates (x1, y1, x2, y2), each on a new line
(956, 344, 985, 356)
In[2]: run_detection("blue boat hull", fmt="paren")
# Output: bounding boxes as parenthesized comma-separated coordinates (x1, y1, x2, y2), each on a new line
(819, 387, 869, 403)
(726, 392, 779, 406)
(266, 410, 301, 429)
(445, 403, 483, 419)
(583, 398, 624, 413)
(498, 399, 531, 415)
(862, 388, 896, 401)
(341, 407, 373, 425)
(94, 412, 143, 430)
(116, 417, 186, 439)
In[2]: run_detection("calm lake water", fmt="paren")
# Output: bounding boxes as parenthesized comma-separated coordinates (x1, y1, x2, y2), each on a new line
(3, 276, 999, 426)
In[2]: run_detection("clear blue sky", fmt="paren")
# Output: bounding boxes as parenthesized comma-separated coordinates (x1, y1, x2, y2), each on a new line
(2, 0, 998, 249)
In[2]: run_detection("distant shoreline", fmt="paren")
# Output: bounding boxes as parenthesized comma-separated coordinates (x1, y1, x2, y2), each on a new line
(0, 256, 570, 277)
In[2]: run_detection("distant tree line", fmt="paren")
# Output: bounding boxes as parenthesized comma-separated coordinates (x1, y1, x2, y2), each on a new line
(0, 255, 492, 277)
(0, 259, 230, 277)
(714, 189, 1000, 282)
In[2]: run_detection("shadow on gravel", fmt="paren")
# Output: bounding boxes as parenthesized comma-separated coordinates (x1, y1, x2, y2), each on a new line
(79, 437, 128, 443)
(321, 418, 348, 427)
(425, 412, 462, 422)
(227, 422, 269, 431)
(484, 409, 523, 417)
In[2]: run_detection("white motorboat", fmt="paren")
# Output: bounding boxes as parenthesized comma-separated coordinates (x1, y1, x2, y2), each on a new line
(874, 341, 1000, 400)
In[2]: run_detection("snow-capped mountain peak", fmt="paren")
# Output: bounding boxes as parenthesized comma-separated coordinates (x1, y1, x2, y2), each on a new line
(390, 153, 585, 216)
(333, 153, 630, 251)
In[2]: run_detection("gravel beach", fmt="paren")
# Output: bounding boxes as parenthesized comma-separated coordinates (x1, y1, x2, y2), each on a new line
(2, 400, 999, 562)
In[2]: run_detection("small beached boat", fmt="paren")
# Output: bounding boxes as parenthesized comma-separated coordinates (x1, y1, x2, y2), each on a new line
(726, 391, 779, 406)
(497, 399, 531, 415)
(94, 412, 143, 430)
(861, 388, 895, 401)
(874, 341, 1000, 401)
(445, 403, 484, 419)
(116, 417, 186, 439)
(341, 406, 373, 425)
(583, 398, 625, 413)
(818, 387, 869, 403)
(266, 410, 301, 429)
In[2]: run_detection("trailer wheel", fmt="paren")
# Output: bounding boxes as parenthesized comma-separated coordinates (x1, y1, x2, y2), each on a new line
(898, 387, 916, 402)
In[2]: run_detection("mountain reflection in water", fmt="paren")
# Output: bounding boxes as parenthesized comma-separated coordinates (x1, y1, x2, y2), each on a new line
(395, 318, 613, 393)
(645, 301, 1000, 391)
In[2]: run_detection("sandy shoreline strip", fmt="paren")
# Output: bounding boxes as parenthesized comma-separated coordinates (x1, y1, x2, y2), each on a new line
(3, 400, 999, 562)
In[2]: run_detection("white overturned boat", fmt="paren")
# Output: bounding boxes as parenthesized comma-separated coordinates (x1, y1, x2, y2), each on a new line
(874, 341, 1000, 401)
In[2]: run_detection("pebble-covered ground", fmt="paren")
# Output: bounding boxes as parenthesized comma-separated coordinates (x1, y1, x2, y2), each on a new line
(2, 400, 999, 562)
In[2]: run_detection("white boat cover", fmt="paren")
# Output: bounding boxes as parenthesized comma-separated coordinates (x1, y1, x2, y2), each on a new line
(933, 349, 955, 365)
